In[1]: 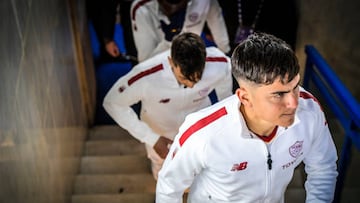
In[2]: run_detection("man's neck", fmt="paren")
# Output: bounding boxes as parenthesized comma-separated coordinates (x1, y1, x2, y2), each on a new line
(240, 105, 276, 137)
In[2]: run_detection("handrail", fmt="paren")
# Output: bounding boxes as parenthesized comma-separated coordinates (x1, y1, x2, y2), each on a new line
(303, 45, 360, 203)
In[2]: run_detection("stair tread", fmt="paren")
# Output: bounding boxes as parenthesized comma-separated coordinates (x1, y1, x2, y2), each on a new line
(74, 174, 156, 194)
(288, 164, 306, 188)
(84, 139, 146, 156)
(72, 194, 155, 203)
(88, 125, 133, 140)
(80, 155, 151, 174)
(339, 188, 360, 203)
(284, 188, 306, 203)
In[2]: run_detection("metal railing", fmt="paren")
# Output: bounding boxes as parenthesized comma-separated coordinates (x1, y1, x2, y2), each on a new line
(303, 45, 360, 203)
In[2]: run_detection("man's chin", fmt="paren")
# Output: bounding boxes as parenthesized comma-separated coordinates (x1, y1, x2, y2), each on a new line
(279, 116, 295, 127)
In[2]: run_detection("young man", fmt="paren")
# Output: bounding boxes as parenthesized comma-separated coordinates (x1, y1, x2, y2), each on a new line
(103, 32, 232, 179)
(130, 0, 230, 62)
(156, 33, 338, 202)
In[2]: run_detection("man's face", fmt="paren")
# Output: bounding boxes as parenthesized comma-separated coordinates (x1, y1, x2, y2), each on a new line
(169, 57, 200, 88)
(172, 64, 199, 88)
(241, 74, 301, 128)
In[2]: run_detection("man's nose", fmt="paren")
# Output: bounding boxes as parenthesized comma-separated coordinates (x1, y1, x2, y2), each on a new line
(286, 92, 299, 109)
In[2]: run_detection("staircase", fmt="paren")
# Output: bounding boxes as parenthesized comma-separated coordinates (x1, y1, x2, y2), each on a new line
(71, 122, 360, 203)
(71, 125, 156, 203)
(70, 125, 307, 203)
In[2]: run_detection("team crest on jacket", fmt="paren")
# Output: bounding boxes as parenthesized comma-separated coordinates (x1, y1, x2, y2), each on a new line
(289, 141, 303, 158)
(188, 12, 199, 22)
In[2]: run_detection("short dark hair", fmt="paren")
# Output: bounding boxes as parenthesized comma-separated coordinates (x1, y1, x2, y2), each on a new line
(171, 32, 206, 82)
(231, 32, 300, 85)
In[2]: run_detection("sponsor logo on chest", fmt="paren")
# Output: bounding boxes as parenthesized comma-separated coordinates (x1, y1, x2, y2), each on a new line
(282, 140, 304, 169)
(230, 162, 248, 171)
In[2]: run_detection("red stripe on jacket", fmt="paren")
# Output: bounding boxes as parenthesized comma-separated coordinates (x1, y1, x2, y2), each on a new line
(206, 57, 228, 63)
(179, 107, 228, 146)
(131, 0, 151, 21)
(300, 91, 323, 111)
(300, 91, 327, 125)
(128, 64, 163, 86)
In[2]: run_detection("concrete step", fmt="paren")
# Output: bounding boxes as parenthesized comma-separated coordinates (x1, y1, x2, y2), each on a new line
(288, 164, 306, 188)
(72, 194, 155, 203)
(84, 140, 146, 156)
(80, 155, 151, 174)
(285, 164, 306, 202)
(88, 125, 133, 141)
(339, 188, 360, 203)
(71, 125, 156, 203)
(73, 174, 156, 194)
(343, 154, 360, 187)
(284, 188, 306, 203)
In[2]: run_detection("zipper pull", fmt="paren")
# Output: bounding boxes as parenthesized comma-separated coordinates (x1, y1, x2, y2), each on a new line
(267, 153, 272, 170)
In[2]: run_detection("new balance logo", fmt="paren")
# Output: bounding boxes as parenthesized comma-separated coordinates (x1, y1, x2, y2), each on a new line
(231, 162, 248, 171)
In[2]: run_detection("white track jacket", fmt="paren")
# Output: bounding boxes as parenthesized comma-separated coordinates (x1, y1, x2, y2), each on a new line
(103, 47, 232, 147)
(131, 0, 230, 61)
(156, 90, 338, 203)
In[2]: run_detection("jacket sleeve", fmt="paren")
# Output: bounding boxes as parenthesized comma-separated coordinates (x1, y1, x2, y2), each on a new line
(214, 56, 233, 101)
(206, 0, 230, 54)
(303, 108, 338, 202)
(103, 68, 160, 147)
(156, 115, 206, 203)
(131, 2, 171, 62)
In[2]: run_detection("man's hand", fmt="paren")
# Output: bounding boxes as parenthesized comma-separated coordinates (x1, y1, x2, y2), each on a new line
(105, 40, 120, 57)
(153, 136, 173, 159)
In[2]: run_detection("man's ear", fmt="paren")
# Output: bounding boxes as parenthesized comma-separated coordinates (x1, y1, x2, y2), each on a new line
(236, 86, 252, 107)
(168, 56, 174, 68)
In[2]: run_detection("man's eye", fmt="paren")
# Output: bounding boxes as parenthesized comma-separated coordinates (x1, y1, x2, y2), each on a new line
(274, 92, 285, 98)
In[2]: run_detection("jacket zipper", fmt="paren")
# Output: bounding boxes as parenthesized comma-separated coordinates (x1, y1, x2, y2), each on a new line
(263, 144, 272, 201)
(267, 152, 272, 170)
